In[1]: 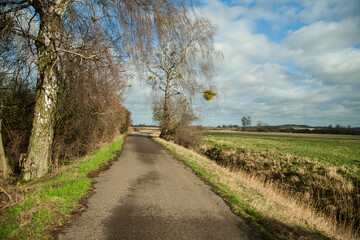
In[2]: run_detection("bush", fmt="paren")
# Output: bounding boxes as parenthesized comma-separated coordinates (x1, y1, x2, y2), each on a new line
(51, 53, 131, 167)
(1, 79, 35, 173)
(119, 109, 131, 134)
(172, 127, 202, 150)
(52, 69, 129, 165)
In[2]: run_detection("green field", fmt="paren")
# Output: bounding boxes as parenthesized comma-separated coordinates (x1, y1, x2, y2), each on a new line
(203, 131, 360, 172)
(202, 131, 360, 234)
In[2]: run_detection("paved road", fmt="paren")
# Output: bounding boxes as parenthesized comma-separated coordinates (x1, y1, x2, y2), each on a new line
(58, 134, 264, 240)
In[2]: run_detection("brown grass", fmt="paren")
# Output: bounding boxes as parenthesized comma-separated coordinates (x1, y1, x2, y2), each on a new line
(202, 145, 360, 236)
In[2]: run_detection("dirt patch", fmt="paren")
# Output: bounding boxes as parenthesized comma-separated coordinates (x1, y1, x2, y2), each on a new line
(0, 179, 37, 216)
(86, 153, 119, 178)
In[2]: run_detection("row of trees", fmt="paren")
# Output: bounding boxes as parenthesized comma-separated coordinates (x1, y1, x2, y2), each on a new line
(215, 116, 253, 130)
(1, 0, 216, 181)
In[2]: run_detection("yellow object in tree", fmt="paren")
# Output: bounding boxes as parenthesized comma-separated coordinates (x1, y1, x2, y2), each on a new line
(203, 89, 216, 100)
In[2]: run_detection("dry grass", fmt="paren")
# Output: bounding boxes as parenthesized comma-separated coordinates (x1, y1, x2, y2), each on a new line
(134, 126, 160, 135)
(154, 135, 358, 240)
(202, 133, 360, 238)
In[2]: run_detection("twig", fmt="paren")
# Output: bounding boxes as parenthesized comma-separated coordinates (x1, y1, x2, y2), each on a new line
(57, 48, 99, 60)
(0, 186, 12, 201)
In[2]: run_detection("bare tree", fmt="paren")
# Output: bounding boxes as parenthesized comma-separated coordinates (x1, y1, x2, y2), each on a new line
(0, 14, 33, 179)
(152, 94, 197, 136)
(1, 0, 191, 180)
(241, 116, 251, 130)
(145, 14, 218, 139)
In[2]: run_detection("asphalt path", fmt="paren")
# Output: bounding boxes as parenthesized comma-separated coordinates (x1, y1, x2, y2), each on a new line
(58, 134, 264, 240)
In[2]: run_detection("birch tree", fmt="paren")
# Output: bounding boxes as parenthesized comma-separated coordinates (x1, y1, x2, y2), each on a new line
(145, 15, 218, 139)
(1, 0, 189, 180)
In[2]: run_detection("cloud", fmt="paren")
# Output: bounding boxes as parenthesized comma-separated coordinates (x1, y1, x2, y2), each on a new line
(298, 0, 360, 23)
(125, 0, 360, 127)
(295, 48, 360, 85)
(284, 17, 360, 86)
(285, 18, 360, 53)
(124, 79, 155, 125)
(198, 0, 360, 126)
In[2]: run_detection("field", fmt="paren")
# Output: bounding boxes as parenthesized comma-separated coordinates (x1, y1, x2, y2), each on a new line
(201, 131, 360, 236)
(203, 131, 360, 172)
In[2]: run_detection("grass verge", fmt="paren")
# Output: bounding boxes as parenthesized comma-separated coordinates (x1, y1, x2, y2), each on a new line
(153, 135, 341, 240)
(202, 131, 360, 238)
(0, 137, 124, 240)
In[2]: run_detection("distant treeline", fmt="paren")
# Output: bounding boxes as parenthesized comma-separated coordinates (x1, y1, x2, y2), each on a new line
(259, 126, 360, 135)
(133, 124, 159, 128)
(212, 125, 360, 135)
(134, 124, 360, 135)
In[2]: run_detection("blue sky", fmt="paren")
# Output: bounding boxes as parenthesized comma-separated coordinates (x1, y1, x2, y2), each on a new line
(125, 0, 360, 127)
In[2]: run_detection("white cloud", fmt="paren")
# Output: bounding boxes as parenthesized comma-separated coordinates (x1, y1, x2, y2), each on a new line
(295, 48, 360, 85)
(124, 78, 155, 125)
(285, 18, 360, 53)
(199, 0, 360, 126)
(283, 17, 360, 86)
(125, 0, 360, 127)
(298, 0, 335, 23)
(298, 0, 360, 23)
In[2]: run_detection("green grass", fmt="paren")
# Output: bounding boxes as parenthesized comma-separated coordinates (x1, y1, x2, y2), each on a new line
(203, 131, 360, 172)
(0, 138, 124, 240)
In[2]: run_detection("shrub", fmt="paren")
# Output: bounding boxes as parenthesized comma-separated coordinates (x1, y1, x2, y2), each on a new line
(1, 79, 35, 173)
(52, 72, 129, 166)
(172, 127, 202, 150)
(119, 109, 132, 134)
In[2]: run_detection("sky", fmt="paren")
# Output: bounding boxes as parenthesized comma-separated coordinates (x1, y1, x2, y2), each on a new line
(124, 0, 360, 127)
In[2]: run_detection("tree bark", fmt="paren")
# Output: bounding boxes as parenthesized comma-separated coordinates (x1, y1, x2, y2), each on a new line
(159, 81, 171, 139)
(21, 0, 68, 181)
(0, 119, 10, 179)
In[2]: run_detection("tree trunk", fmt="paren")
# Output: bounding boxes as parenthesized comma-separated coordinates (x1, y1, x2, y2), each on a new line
(159, 83, 171, 139)
(0, 119, 10, 179)
(21, 2, 67, 181)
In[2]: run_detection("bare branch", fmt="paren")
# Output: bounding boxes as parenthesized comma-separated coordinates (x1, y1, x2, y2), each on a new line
(146, 14, 218, 138)
(146, 65, 163, 84)
(57, 48, 99, 60)
(1, 3, 30, 14)
(9, 27, 37, 41)
(1, 0, 28, 6)
(0, 187, 12, 201)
